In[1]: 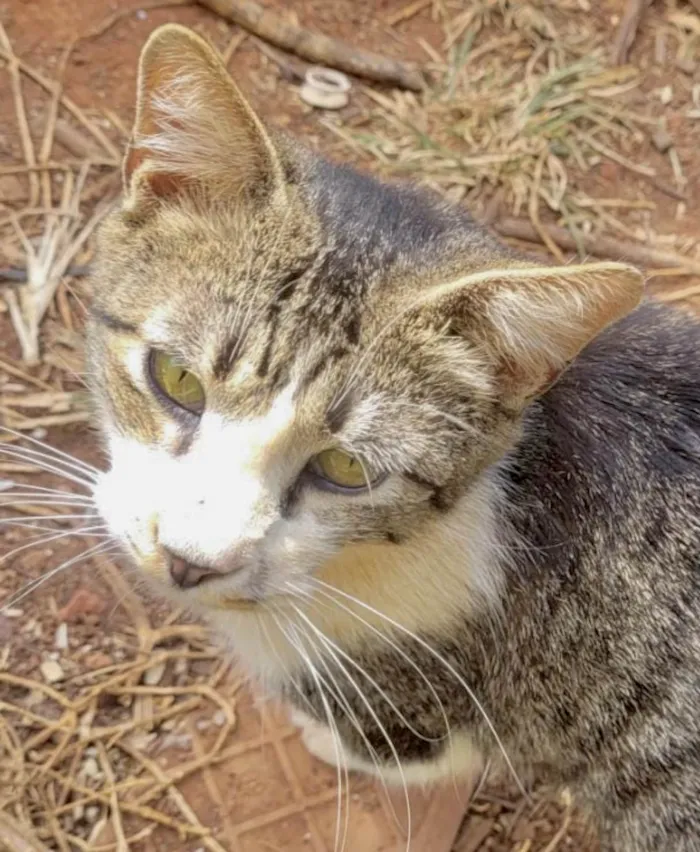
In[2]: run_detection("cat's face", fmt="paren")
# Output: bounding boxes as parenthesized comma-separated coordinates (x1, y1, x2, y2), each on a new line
(88, 25, 642, 631)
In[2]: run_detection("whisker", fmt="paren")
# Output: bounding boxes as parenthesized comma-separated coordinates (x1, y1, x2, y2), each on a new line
(1, 525, 111, 566)
(275, 609, 348, 852)
(0, 513, 101, 526)
(0, 482, 91, 498)
(272, 605, 403, 839)
(0, 495, 96, 507)
(0, 426, 101, 477)
(1, 540, 120, 612)
(309, 576, 527, 799)
(0, 445, 95, 489)
(288, 586, 442, 744)
(288, 581, 453, 745)
(288, 602, 413, 852)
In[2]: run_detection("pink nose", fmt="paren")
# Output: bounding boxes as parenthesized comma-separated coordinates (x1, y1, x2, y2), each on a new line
(163, 547, 250, 589)
(167, 554, 217, 589)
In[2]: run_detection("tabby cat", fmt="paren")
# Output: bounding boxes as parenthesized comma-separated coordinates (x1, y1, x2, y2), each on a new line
(87, 24, 700, 851)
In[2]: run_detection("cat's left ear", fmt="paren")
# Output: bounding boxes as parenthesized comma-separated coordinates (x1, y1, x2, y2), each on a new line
(123, 24, 285, 210)
(425, 262, 644, 408)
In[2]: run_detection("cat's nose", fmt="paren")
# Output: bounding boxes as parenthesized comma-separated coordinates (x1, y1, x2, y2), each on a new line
(164, 549, 235, 589)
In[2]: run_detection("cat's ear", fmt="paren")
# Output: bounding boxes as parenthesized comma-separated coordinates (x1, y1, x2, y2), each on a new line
(123, 23, 284, 209)
(428, 262, 643, 406)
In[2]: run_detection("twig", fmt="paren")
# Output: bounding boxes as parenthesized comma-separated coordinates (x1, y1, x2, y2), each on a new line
(252, 36, 307, 81)
(656, 283, 700, 303)
(0, 47, 119, 162)
(0, 811, 53, 852)
(196, 0, 426, 90)
(0, 24, 40, 207)
(612, 0, 653, 65)
(387, 0, 433, 27)
(0, 264, 91, 283)
(493, 217, 700, 274)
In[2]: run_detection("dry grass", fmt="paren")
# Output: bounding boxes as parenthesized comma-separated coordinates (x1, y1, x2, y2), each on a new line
(0, 554, 243, 852)
(0, 2, 699, 850)
(326, 0, 699, 273)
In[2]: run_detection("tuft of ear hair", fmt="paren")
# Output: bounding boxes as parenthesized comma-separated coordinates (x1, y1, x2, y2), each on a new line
(124, 23, 284, 208)
(428, 262, 644, 407)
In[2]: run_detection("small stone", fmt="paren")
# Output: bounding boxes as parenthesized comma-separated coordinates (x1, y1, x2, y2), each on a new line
(30, 428, 47, 440)
(135, 9, 148, 20)
(160, 732, 192, 750)
(0, 480, 15, 492)
(651, 127, 673, 153)
(3, 608, 23, 618)
(195, 719, 211, 732)
(84, 651, 113, 670)
(54, 622, 69, 650)
(40, 659, 64, 683)
(57, 588, 106, 623)
(85, 805, 100, 823)
(659, 85, 673, 105)
(143, 661, 166, 686)
(213, 710, 226, 727)
(81, 757, 100, 779)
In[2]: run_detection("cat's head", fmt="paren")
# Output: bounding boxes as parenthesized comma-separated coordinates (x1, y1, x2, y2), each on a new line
(89, 25, 642, 627)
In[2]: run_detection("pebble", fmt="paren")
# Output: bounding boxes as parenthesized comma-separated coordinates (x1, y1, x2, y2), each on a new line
(659, 85, 673, 105)
(213, 710, 226, 726)
(85, 805, 100, 824)
(54, 622, 69, 650)
(143, 661, 166, 686)
(0, 479, 15, 492)
(57, 588, 106, 623)
(3, 608, 23, 618)
(40, 659, 65, 683)
(81, 756, 101, 780)
(85, 651, 113, 669)
(651, 127, 673, 153)
(160, 732, 192, 751)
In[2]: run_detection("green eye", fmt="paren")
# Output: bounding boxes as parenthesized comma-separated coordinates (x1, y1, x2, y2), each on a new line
(149, 351, 205, 414)
(311, 449, 375, 490)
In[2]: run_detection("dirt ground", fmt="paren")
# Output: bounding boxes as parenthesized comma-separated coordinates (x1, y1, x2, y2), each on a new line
(1, 0, 699, 850)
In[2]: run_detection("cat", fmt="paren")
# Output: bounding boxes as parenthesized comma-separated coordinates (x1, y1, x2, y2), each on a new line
(87, 23, 700, 852)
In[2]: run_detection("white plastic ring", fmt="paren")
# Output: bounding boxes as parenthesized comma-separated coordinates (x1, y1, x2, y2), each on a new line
(300, 66, 351, 110)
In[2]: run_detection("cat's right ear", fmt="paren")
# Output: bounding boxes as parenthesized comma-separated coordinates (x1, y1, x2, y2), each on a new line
(123, 24, 285, 212)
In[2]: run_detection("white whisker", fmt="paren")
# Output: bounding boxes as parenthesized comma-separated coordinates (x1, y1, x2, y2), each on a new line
(0, 445, 95, 489)
(288, 581, 453, 744)
(274, 609, 348, 852)
(309, 576, 527, 799)
(288, 602, 413, 852)
(273, 603, 404, 839)
(0, 525, 111, 566)
(1, 540, 120, 612)
(0, 426, 101, 477)
(288, 585, 442, 743)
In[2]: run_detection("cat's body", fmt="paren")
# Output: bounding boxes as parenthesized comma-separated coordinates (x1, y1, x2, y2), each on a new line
(88, 24, 700, 851)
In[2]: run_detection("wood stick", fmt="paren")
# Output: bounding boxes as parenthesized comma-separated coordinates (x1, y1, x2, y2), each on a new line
(612, 0, 653, 65)
(493, 217, 700, 274)
(196, 0, 426, 91)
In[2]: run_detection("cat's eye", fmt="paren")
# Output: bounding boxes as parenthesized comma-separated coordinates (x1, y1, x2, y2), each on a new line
(149, 350, 205, 414)
(310, 449, 377, 491)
